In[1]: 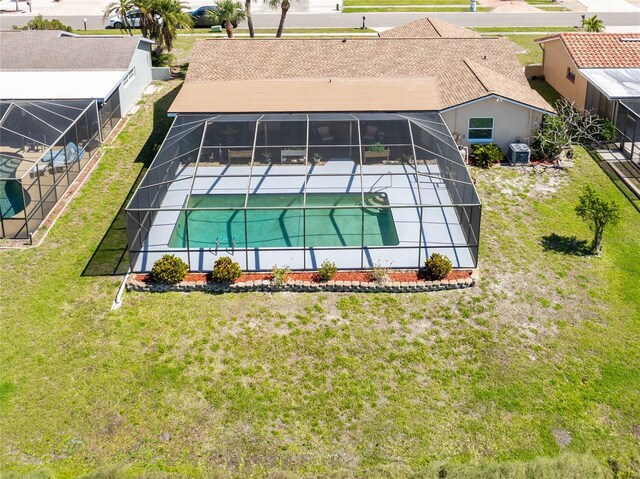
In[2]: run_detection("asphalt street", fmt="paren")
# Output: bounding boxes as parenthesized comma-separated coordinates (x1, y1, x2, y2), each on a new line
(1, 11, 639, 30)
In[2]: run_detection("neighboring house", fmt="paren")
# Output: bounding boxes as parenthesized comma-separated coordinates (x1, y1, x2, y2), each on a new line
(0, 30, 154, 139)
(378, 16, 481, 39)
(0, 30, 154, 240)
(172, 37, 552, 151)
(536, 33, 640, 159)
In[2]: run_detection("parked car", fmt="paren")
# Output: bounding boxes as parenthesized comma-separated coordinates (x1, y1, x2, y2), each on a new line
(105, 9, 162, 29)
(188, 5, 238, 28)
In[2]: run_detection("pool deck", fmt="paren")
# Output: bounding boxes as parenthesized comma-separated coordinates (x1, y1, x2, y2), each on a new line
(133, 159, 476, 271)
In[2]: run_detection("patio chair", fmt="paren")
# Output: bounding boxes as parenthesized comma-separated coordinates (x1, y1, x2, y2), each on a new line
(44, 142, 85, 172)
(316, 125, 334, 143)
(362, 125, 378, 142)
(29, 163, 48, 178)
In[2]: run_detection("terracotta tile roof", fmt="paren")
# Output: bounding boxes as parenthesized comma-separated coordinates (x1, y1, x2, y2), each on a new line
(178, 37, 551, 113)
(379, 17, 480, 38)
(537, 33, 640, 69)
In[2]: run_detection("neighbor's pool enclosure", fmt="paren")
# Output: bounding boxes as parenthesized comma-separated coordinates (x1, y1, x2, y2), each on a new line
(126, 112, 481, 272)
(0, 100, 101, 239)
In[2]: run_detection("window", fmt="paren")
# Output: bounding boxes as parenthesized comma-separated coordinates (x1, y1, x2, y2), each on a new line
(123, 67, 136, 87)
(468, 117, 493, 142)
(566, 67, 576, 83)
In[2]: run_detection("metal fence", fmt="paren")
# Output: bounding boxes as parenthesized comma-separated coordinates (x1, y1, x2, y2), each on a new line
(126, 112, 482, 272)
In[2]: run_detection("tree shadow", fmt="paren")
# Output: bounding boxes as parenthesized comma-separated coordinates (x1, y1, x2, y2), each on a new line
(81, 84, 182, 277)
(540, 233, 591, 256)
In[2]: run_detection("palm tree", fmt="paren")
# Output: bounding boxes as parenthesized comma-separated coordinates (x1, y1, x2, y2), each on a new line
(152, 0, 193, 53)
(133, 0, 158, 41)
(582, 15, 605, 33)
(267, 0, 294, 38)
(206, 0, 246, 38)
(245, 0, 254, 37)
(103, 0, 135, 35)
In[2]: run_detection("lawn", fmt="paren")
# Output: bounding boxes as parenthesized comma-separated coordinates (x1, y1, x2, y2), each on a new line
(80, 28, 377, 35)
(474, 26, 579, 33)
(343, 6, 490, 11)
(343, 0, 470, 6)
(1, 75, 640, 478)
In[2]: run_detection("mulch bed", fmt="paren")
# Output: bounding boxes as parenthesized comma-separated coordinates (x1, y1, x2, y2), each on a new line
(135, 269, 472, 284)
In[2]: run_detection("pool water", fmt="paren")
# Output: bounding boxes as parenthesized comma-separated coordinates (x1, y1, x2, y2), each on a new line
(168, 193, 399, 248)
(0, 180, 30, 219)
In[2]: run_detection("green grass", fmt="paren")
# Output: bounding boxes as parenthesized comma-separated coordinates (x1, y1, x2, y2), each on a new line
(343, 5, 490, 11)
(344, 0, 469, 5)
(493, 34, 544, 65)
(474, 26, 579, 33)
(80, 27, 377, 35)
(537, 5, 571, 10)
(1, 83, 640, 478)
(528, 79, 562, 105)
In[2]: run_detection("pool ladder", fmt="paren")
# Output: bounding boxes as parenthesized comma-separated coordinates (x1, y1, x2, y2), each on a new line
(213, 237, 235, 253)
(370, 171, 392, 192)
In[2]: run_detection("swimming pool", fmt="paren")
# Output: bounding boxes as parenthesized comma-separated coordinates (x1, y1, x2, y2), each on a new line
(0, 180, 30, 219)
(168, 192, 399, 248)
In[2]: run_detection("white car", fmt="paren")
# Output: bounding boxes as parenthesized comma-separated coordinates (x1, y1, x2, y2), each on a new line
(106, 9, 162, 29)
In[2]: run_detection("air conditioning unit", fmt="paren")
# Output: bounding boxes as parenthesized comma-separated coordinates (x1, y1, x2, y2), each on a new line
(508, 143, 531, 164)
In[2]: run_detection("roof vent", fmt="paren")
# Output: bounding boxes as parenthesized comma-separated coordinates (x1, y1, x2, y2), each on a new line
(621, 37, 640, 42)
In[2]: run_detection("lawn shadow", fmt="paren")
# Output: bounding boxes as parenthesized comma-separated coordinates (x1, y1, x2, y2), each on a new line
(541, 233, 591, 256)
(82, 84, 181, 276)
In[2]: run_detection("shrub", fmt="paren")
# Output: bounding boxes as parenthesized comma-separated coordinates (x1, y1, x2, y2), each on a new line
(151, 51, 175, 67)
(151, 254, 188, 284)
(424, 253, 453, 280)
(211, 256, 241, 283)
(316, 260, 337, 281)
(599, 118, 617, 144)
(369, 261, 390, 284)
(14, 15, 73, 32)
(470, 143, 503, 168)
(271, 265, 290, 286)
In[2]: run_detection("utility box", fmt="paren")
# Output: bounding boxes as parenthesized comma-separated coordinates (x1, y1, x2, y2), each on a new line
(508, 143, 531, 164)
(210, 25, 222, 33)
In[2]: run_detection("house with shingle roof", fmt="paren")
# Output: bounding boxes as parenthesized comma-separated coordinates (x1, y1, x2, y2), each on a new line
(536, 32, 640, 159)
(0, 30, 154, 137)
(171, 34, 552, 150)
(378, 17, 481, 39)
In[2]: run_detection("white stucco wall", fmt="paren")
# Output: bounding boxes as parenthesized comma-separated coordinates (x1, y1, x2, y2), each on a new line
(440, 96, 544, 152)
(117, 42, 153, 115)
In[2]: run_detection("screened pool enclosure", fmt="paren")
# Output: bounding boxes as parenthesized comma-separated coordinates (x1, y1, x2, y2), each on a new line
(0, 100, 100, 239)
(126, 112, 481, 272)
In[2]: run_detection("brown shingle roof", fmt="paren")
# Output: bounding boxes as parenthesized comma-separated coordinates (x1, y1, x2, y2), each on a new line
(0, 30, 150, 71)
(537, 33, 640, 69)
(176, 37, 551, 113)
(379, 17, 480, 38)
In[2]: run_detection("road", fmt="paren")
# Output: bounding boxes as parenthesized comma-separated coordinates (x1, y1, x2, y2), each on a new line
(1, 11, 639, 30)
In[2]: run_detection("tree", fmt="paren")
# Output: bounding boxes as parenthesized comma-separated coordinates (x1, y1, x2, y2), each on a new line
(151, 0, 193, 53)
(13, 14, 73, 32)
(575, 185, 620, 256)
(531, 98, 608, 162)
(245, 0, 254, 37)
(267, 0, 295, 38)
(134, 0, 158, 40)
(103, 0, 135, 35)
(582, 15, 605, 33)
(206, 0, 246, 38)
